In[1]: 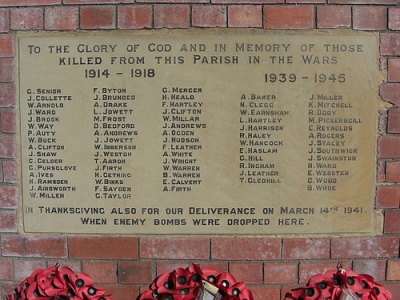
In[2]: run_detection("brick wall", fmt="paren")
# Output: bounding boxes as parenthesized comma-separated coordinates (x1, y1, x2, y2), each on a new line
(1, 1, 400, 299)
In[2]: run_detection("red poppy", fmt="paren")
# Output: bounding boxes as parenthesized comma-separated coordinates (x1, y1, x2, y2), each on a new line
(138, 264, 253, 300)
(285, 267, 392, 300)
(358, 281, 392, 300)
(5, 264, 112, 300)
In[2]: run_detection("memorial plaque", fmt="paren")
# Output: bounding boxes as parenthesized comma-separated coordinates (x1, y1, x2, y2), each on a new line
(18, 30, 378, 234)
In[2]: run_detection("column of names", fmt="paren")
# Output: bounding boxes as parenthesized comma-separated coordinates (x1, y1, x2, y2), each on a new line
(92, 88, 137, 200)
(238, 93, 289, 184)
(161, 87, 205, 192)
(307, 93, 360, 193)
(25, 89, 77, 201)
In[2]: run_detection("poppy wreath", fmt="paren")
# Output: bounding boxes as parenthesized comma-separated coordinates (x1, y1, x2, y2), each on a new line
(137, 264, 253, 300)
(5, 264, 112, 300)
(284, 264, 392, 300)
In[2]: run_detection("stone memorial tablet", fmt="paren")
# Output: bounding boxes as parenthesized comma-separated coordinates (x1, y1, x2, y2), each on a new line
(18, 30, 378, 234)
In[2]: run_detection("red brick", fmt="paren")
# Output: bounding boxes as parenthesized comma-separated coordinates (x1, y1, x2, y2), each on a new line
(299, 261, 352, 284)
(1, 283, 15, 300)
(387, 260, 400, 280)
(0, 85, 15, 107)
(388, 59, 400, 82)
(211, 238, 281, 260)
(386, 161, 400, 182)
(118, 5, 152, 29)
(140, 238, 209, 260)
(353, 6, 387, 30)
(353, 259, 386, 281)
(65, 0, 132, 3)
(3, 160, 16, 183)
(2, 235, 67, 258)
(264, 5, 314, 29)
(249, 285, 281, 300)
(376, 185, 400, 208)
(229, 262, 262, 284)
(330, 0, 397, 3)
(1, 110, 15, 133)
(0, 259, 12, 280)
(388, 109, 400, 133)
(317, 5, 351, 29)
(11, 7, 43, 30)
(0, 58, 14, 82)
(0, 35, 12, 57)
(0, 210, 17, 232)
(389, 7, 400, 30)
(264, 262, 298, 284)
(0, 9, 9, 32)
(213, 0, 283, 3)
(0, 135, 16, 158)
(0, 186, 17, 208)
(288, 0, 324, 2)
(380, 83, 400, 106)
(228, 5, 262, 28)
(83, 261, 117, 284)
(0, 0, 60, 5)
(80, 6, 116, 30)
(156, 262, 227, 276)
(47, 260, 81, 273)
(105, 285, 139, 300)
(118, 261, 152, 285)
(13, 260, 46, 281)
(383, 210, 400, 233)
(69, 236, 138, 259)
(379, 136, 400, 159)
(156, 262, 192, 275)
(381, 33, 400, 57)
(385, 282, 400, 299)
(154, 5, 190, 29)
(156, 262, 188, 275)
(45, 6, 78, 30)
(331, 236, 399, 259)
(192, 5, 226, 28)
(140, 0, 207, 2)
(283, 238, 330, 259)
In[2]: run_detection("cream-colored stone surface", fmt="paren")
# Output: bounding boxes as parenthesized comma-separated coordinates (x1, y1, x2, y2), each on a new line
(18, 31, 377, 234)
